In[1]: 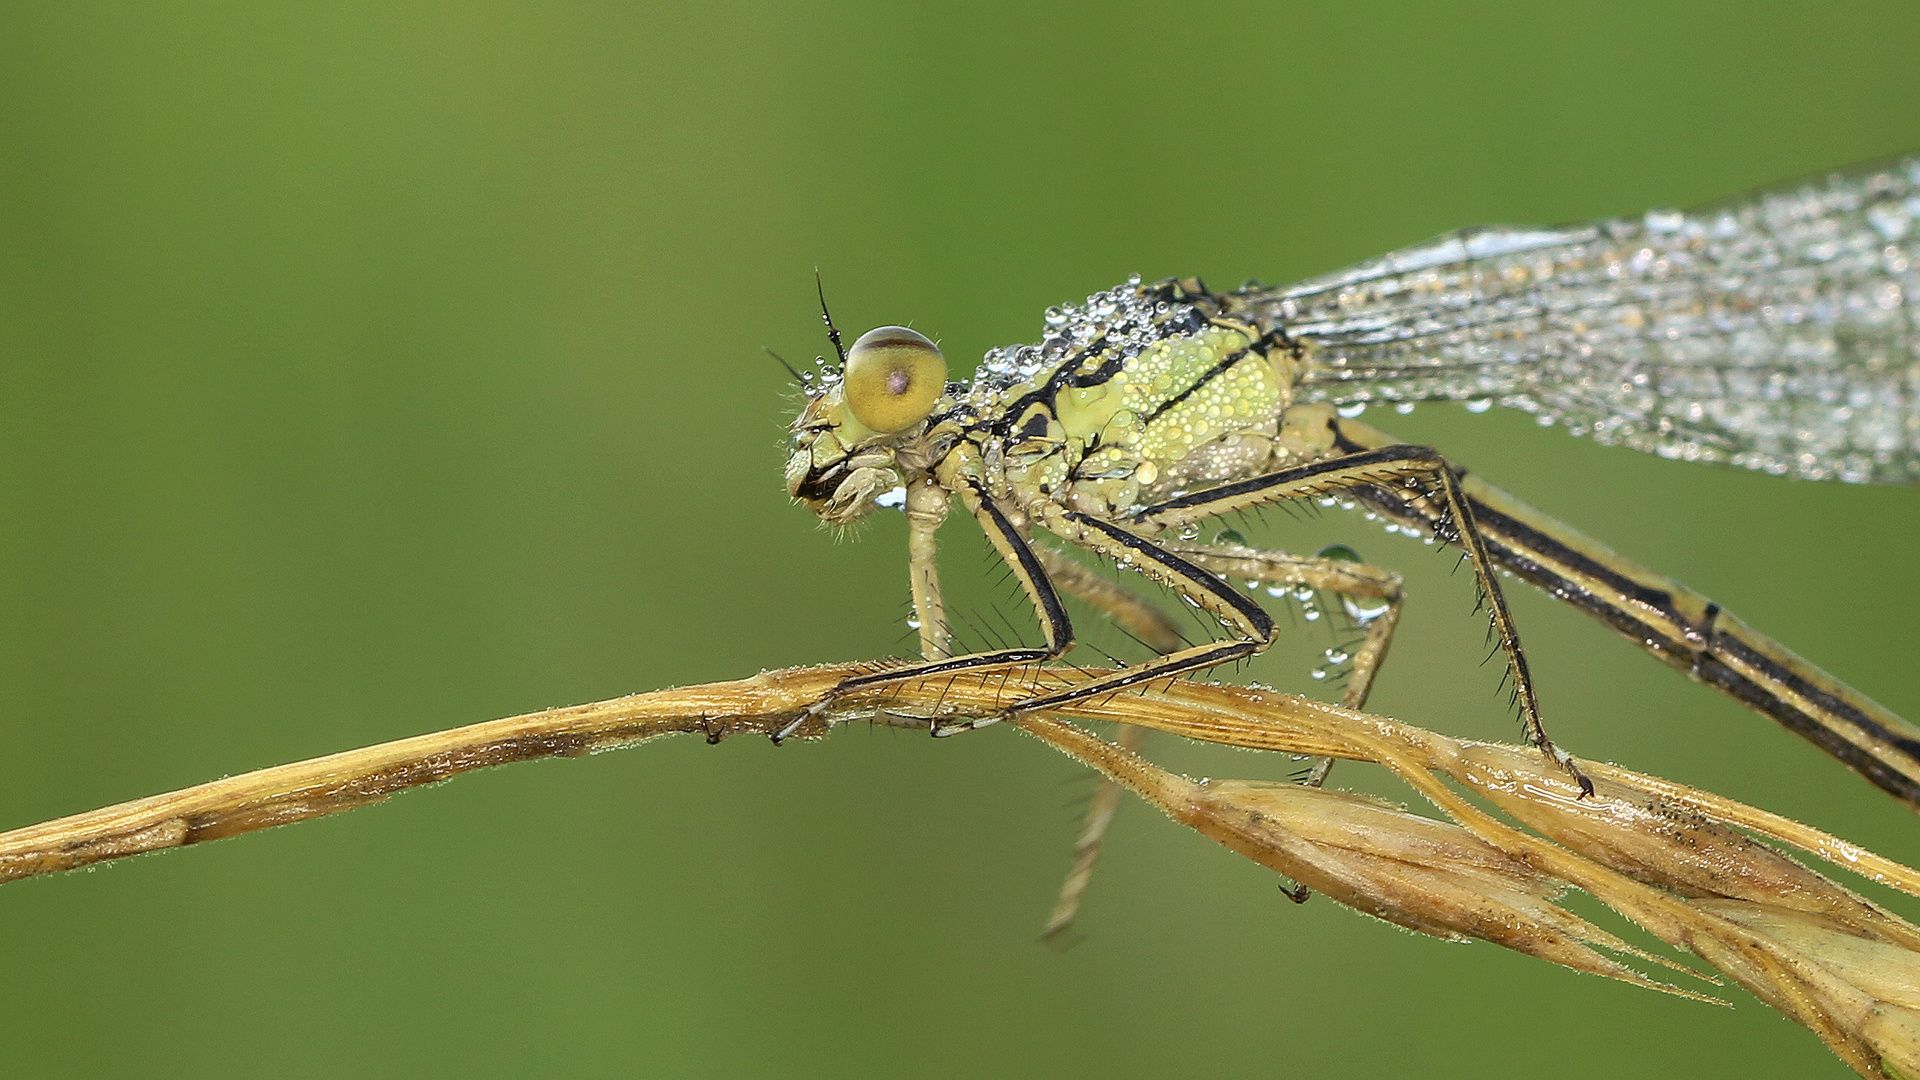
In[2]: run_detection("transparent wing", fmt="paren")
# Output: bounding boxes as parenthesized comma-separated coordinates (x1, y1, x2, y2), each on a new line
(1237, 155, 1920, 483)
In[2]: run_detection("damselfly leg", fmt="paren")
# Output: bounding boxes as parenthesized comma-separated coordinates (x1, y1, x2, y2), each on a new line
(1037, 539, 1406, 938)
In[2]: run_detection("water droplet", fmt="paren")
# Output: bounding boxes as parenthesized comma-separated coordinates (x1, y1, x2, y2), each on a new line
(1393, 402, 1415, 415)
(1302, 606, 1322, 622)
(1465, 398, 1493, 413)
(1343, 596, 1391, 624)
(905, 618, 922, 630)
(1323, 648, 1350, 665)
(1644, 207, 1685, 233)
(1244, 579, 1262, 592)
(1290, 585, 1314, 602)
(1870, 200, 1914, 242)
(1336, 403, 1367, 419)
(1317, 543, 1360, 563)
(1309, 666, 1329, 681)
(1212, 528, 1247, 547)
(1176, 522, 1201, 541)
(1044, 306, 1067, 326)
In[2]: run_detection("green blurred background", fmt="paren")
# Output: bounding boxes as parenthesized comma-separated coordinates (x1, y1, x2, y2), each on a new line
(2, 2, 1918, 1076)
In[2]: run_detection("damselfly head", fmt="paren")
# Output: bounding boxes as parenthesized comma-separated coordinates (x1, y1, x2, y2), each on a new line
(785, 325, 948, 526)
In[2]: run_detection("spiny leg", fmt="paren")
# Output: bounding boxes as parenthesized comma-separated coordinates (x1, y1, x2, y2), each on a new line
(1031, 544, 1187, 658)
(1153, 540, 1406, 903)
(893, 478, 1399, 928)
(1134, 445, 1590, 795)
(1331, 413, 1920, 811)
(1039, 720, 1145, 943)
(1164, 541, 1405, 784)
(810, 446, 1581, 799)
(1033, 540, 1403, 933)
(814, 483, 1285, 735)
(988, 511, 1279, 713)
(1031, 544, 1181, 942)
(774, 482, 1070, 742)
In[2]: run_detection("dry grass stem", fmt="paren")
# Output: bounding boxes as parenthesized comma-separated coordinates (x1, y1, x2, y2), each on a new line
(4, 662, 1920, 1074)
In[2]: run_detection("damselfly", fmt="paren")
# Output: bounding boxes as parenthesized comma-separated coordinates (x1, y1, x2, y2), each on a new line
(783, 153, 1920, 809)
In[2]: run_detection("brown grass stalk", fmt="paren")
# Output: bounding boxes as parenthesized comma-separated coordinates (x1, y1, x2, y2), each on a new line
(3, 662, 1919, 1075)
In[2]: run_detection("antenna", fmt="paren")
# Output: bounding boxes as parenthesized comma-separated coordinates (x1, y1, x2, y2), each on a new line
(814, 268, 847, 367)
(763, 346, 806, 386)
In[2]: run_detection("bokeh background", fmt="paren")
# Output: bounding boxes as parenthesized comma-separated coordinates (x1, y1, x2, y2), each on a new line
(3, 2, 1919, 1076)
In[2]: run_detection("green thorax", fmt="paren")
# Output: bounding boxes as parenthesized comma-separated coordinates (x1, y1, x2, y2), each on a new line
(953, 280, 1298, 519)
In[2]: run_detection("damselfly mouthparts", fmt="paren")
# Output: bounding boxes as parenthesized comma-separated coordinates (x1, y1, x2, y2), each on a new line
(784, 153, 1920, 808)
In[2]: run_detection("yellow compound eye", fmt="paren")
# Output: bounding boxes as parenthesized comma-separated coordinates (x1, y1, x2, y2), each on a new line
(843, 326, 946, 434)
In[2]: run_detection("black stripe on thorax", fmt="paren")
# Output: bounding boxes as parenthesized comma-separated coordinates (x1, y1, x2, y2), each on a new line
(1139, 342, 1258, 426)
(985, 305, 1218, 437)
(989, 332, 1124, 435)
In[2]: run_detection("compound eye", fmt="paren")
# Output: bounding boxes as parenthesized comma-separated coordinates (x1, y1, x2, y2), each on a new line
(844, 326, 946, 434)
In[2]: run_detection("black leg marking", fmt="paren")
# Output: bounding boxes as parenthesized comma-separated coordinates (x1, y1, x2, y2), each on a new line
(1137, 444, 1589, 796)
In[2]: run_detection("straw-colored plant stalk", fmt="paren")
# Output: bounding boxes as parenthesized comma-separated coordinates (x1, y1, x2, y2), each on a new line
(2, 662, 1918, 1076)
